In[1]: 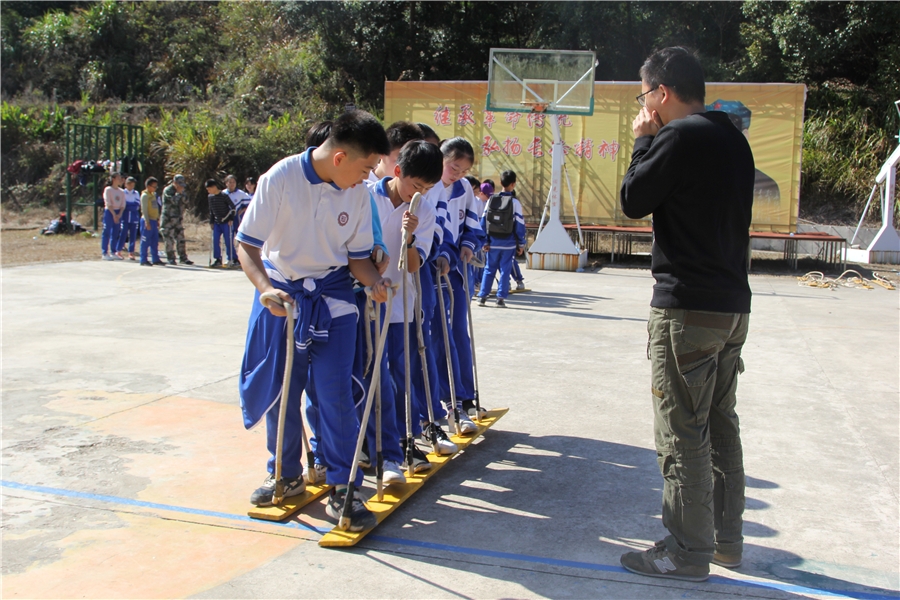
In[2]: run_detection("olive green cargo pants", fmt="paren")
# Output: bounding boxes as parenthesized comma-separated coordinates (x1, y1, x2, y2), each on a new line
(647, 307, 749, 565)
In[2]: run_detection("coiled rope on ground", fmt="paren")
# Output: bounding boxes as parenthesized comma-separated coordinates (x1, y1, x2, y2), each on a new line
(797, 270, 896, 291)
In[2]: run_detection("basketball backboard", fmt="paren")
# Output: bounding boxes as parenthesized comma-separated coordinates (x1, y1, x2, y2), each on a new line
(487, 49, 597, 116)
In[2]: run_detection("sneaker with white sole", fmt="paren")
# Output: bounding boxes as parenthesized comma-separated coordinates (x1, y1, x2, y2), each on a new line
(250, 473, 306, 506)
(458, 411, 478, 434)
(620, 540, 710, 582)
(462, 399, 488, 419)
(326, 486, 377, 532)
(421, 421, 458, 455)
(401, 438, 432, 473)
(515, 280, 526, 291)
(302, 462, 327, 485)
(382, 460, 406, 484)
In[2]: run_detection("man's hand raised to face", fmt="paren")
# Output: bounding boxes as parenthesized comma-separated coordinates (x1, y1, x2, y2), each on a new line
(633, 107, 664, 138)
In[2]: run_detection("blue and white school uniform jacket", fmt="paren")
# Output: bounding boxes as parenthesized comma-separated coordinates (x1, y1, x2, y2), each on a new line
(480, 192, 526, 251)
(438, 178, 485, 270)
(236, 148, 374, 429)
(367, 177, 436, 324)
(227, 188, 252, 212)
(123, 188, 142, 223)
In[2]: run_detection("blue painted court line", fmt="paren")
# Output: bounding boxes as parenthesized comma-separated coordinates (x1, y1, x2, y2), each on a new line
(2, 480, 897, 600)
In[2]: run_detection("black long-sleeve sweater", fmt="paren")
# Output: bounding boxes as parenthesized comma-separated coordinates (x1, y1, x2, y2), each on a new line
(620, 111, 755, 313)
(208, 191, 235, 225)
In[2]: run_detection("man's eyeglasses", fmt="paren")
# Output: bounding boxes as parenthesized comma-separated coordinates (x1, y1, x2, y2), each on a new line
(636, 87, 658, 107)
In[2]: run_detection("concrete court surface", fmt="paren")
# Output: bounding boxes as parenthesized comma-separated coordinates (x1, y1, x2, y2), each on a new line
(1, 258, 898, 600)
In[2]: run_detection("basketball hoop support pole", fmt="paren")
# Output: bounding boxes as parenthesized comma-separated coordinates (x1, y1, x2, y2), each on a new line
(526, 115, 588, 271)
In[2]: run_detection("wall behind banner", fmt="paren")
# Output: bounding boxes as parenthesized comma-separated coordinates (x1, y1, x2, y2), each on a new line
(385, 81, 806, 233)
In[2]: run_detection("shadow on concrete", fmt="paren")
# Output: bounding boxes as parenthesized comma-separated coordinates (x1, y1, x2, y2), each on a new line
(500, 291, 646, 322)
(341, 431, 897, 600)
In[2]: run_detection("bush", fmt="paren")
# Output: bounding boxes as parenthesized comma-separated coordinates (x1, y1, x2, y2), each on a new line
(801, 85, 898, 224)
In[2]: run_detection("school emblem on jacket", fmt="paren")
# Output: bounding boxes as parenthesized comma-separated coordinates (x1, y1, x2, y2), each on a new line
(459, 209, 465, 220)
(337, 211, 349, 226)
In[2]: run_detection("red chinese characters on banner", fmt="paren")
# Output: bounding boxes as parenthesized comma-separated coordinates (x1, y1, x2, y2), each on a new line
(481, 135, 501, 156)
(483, 111, 496, 129)
(526, 137, 543, 157)
(595, 139, 620, 161)
(573, 138, 594, 160)
(433, 105, 451, 127)
(505, 112, 521, 130)
(556, 114, 573, 127)
(502, 136, 523, 156)
(526, 113, 545, 129)
(457, 104, 476, 126)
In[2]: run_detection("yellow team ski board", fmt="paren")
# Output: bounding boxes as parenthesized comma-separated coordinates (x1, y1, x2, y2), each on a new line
(318, 407, 509, 548)
(247, 483, 331, 521)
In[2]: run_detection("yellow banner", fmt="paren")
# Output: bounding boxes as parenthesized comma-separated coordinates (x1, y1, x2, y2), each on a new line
(385, 81, 806, 233)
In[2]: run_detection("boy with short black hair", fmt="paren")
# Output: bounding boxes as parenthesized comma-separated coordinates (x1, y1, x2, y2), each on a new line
(370, 121, 425, 182)
(207, 179, 235, 267)
(237, 109, 391, 532)
(477, 170, 526, 307)
(368, 140, 455, 471)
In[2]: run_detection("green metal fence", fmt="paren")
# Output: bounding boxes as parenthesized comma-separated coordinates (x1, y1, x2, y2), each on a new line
(64, 123, 144, 231)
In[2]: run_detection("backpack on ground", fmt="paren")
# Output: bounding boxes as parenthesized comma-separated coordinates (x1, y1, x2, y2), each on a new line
(485, 194, 515, 236)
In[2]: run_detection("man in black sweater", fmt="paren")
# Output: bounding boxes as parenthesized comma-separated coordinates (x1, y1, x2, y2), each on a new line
(619, 47, 755, 583)
(206, 179, 235, 268)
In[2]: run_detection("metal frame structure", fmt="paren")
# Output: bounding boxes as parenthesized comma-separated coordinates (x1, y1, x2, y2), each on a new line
(487, 48, 597, 271)
(64, 123, 144, 231)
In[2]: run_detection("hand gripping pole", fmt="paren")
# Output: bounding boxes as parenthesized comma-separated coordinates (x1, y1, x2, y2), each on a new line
(258, 291, 316, 502)
(436, 268, 462, 436)
(363, 248, 385, 378)
(339, 284, 395, 530)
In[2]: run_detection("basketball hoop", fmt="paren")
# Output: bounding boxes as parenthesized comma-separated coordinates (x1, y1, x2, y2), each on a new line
(521, 102, 549, 113)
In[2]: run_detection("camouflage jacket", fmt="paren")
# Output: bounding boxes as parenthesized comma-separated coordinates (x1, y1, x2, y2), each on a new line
(161, 184, 186, 227)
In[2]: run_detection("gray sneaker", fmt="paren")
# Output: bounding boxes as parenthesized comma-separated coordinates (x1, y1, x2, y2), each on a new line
(620, 541, 710, 582)
(326, 486, 377, 532)
(250, 473, 306, 506)
(515, 280, 525, 291)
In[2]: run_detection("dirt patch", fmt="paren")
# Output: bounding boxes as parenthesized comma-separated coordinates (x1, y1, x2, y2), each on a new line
(2, 212, 216, 267)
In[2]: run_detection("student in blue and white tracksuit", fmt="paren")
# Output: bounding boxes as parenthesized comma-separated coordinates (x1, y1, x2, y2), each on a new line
(225, 174, 252, 259)
(477, 170, 527, 307)
(299, 119, 393, 483)
(117, 176, 142, 260)
(236, 110, 391, 532)
(368, 141, 453, 470)
(431, 138, 485, 431)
